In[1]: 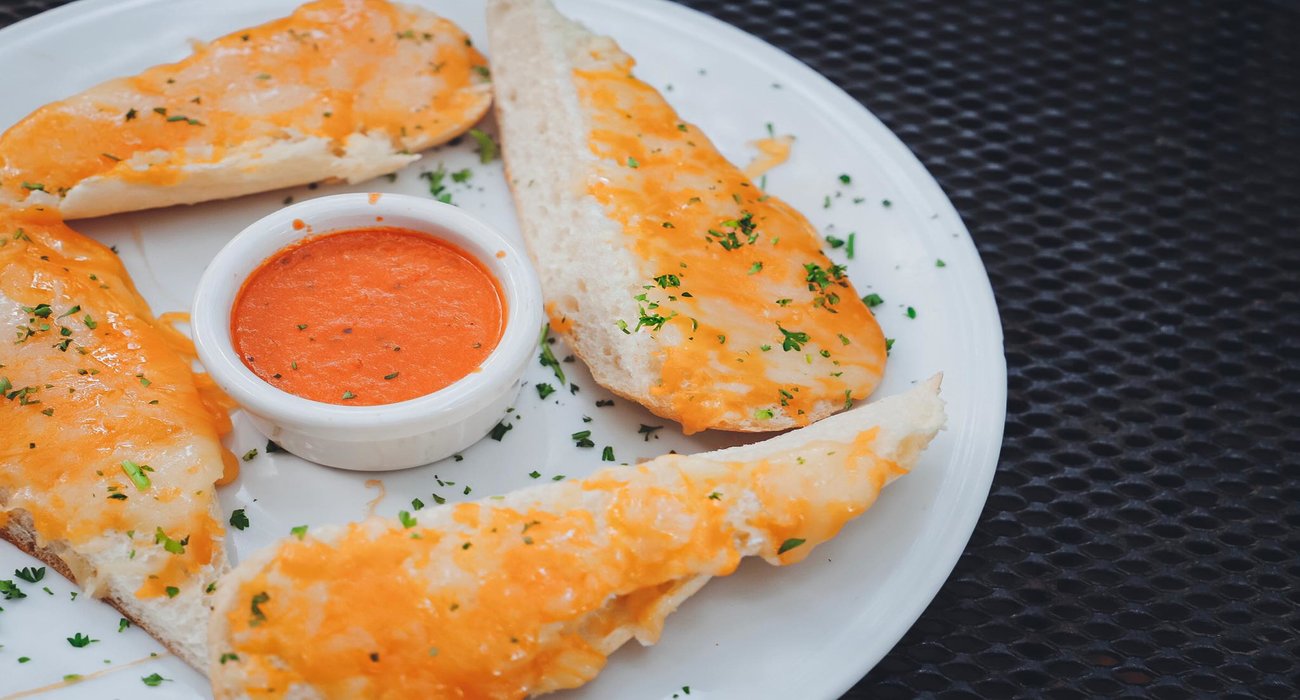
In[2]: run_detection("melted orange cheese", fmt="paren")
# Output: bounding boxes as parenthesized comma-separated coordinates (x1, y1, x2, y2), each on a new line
(0, 207, 229, 596)
(573, 54, 886, 433)
(743, 135, 794, 180)
(0, 0, 488, 200)
(218, 429, 902, 699)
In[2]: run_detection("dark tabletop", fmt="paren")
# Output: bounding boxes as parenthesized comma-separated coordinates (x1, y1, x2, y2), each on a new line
(3, 1, 1297, 698)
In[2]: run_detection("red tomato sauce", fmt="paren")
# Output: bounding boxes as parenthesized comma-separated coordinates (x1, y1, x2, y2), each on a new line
(231, 227, 504, 406)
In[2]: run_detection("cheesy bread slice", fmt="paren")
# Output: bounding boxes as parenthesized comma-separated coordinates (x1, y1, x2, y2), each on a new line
(0, 208, 233, 669)
(0, 0, 491, 219)
(488, 0, 887, 434)
(209, 378, 944, 698)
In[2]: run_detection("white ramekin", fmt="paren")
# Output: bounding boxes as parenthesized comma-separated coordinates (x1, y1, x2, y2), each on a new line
(191, 193, 542, 471)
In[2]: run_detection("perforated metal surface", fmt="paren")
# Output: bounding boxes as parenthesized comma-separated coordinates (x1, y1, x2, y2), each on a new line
(3, 1, 1298, 698)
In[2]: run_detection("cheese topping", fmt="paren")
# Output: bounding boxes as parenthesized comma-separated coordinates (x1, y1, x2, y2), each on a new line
(0, 208, 229, 597)
(572, 50, 886, 433)
(218, 429, 900, 699)
(0, 0, 489, 201)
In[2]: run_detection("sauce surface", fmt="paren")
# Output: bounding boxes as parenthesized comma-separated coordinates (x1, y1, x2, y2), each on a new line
(232, 227, 504, 406)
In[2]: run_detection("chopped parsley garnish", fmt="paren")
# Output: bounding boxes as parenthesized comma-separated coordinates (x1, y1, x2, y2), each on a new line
(67, 632, 97, 648)
(165, 586, 179, 598)
(421, 164, 453, 204)
(638, 424, 664, 441)
(142, 672, 170, 687)
(411, 497, 425, 511)
(0, 580, 26, 599)
(747, 261, 763, 275)
(754, 408, 774, 420)
(825, 235, 845, 249)
(907, 306, 917, 319)
(118, 618, 130, 633)
(596, 399, 615, 407)
(290, 525, 308, 540)
(571, 430, 595, 448)
(627, 156, 639, 168)
(777, 325, 809, 352)
(602, 446, 615, 461)
(384, 372, 400, 380)
(242, 448, 258, 462)
(538, 324, 566, 383)
(431, 493, 447, 505)
(121, 460, 152, 491)
(885, 338, 895, 353)
(936, 258, 947, 268)
(862, 293, 884, 307)
(839, 174, 851, 184)
(653, 274, 681, 288)
(468, 128, 498, 163)
(705, 211, 759, 250)
(882, 199, 892, 208)
(398, 511, 417, 529)
(536, 382, 556, 399)
(341, 391, 356, 400)
(529, 470, 541, 479)
(229, 509, 249, 531)
(846, 232, 856, 259)
(296, 323, 308, 330)
(472, 64, 491, 79)
(57, 305, 81, 318)
(708, 492, 722, 500)
(489, 421, 513, 441)
(83, 315, 97, 329)
(219, 653, 239, 664)
(249, 591, 270, 626)
(777, 538, 806, 555)
(124, 108, 138, 120)
(14, 566, 44, 583)
(844, 389, 854, 409)
(21, 182, 45, 192)
(154, 527, 186, 555)
(451, 168, 473, 183)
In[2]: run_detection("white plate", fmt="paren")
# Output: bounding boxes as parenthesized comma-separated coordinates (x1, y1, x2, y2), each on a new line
(0, 1, 1006, 698)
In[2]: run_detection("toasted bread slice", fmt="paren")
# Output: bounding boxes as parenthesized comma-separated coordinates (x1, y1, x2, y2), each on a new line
(208, 378, 944, 698)
(0, 208, 234, 669)
(0, 0, 491, 219)
(487, 0, 887, 434)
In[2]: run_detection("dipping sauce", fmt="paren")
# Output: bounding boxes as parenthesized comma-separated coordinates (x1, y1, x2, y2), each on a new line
(231, 227, 504, 406)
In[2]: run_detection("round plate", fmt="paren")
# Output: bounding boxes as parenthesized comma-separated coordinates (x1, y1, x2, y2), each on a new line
(0, 1, 1005, 698)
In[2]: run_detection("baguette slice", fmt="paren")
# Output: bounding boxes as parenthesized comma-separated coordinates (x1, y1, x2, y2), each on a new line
(209, 378, 945, 699)
(488, 0, 887, 434)
(0, 207, 234, 669)
(0, 0, 491, 219)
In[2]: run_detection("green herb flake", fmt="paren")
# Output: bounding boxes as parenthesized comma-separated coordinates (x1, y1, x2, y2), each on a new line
(838, 174, 851, 184)
(529, 470, 541, 479)
(862, 293, 884, 308)
(777, 325, 809, 352)
(536, 382, 556, 399)
(825, 235, 845, 249)
(538, 324, 566, 383)
(341, 391, 356, 400)
(249, 591, 270, 626)
(754, 408, 774, 420)
(936, 259, 947, 268)
(67, 632, 97, 648)
(121, 460, 152, 491)
(489, 421, 513, 441)
(242, 448, 258, 462)
(165, 586, 180, 598)
(290, 525, 308, 540)
(118, 618, 130, 633)
(601, 446, 615, 462)
(627, 156, 640, 168)
(777, 538, 806, 555)
(398, 510, 417, 529)
(154, 527, 186, 555)
(220, 653, 239, 664)
(906, 306, 917, 319)
(468, 128, 498, 163)
(14, 566, 44, 583)
(229, 509, 249, 531)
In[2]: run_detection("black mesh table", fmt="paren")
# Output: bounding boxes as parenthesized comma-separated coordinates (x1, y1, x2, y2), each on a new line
(2, 1, 1296, 698)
